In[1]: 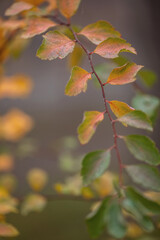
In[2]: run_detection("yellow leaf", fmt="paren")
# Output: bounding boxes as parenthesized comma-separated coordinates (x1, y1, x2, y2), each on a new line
(106, 62, 143, 85)
(79, 20, 121, 45)
(0, 75, 32, 98)
(68, 45, 84, 69)
(16, 0, 45, 5)
(37, 31, 75, 60)
(94, 38, 136, 59)
(5, 2, 33, 16)
(58, 0, 81, 18)
(127, 223, 143, 238)
(109, 101, 134, 120)
(27, 168, 48, 191)
(78, 111, 104, 144)
(65, 66, 91, 96)
(22, 17, 57, 39)
(0, 175, 17, 193)
(21, 194, 46, 215)
(0, 223, 19, 237)
(0, 109, 33, 141)
(0, 154, 14, 172)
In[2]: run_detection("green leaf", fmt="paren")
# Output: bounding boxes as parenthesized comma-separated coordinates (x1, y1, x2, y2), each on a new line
(117, 110, 153, 131)
(122, 197, 154, 232)
(132, 94, 160, 124)
(138, 69, 157, 88)
(81, 150, 111, 186)
(22, 17, 57, 39)
(94, 38, 136, 59)
(5, 1, 33, 16)
(125, 187, 160, 215)
(106, 200, 127, 238)
(58, 0, 81, 18)
(106, 62, 143, 85)
(113, 55, 128, 66)
(123, 135, 160, 165)
(65, 66, 92, 96)
(37, 31, 75, 60)
(21, 194, 46, 215)
(78, 111, 104, 144)
(0, 223, 19, 237)
(79, 20, 121, 45)
(86, 197, 110, 238)
(126, 164, 160, 191)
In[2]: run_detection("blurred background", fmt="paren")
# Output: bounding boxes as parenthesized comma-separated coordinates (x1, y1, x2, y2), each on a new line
(0, 0, 160, 239)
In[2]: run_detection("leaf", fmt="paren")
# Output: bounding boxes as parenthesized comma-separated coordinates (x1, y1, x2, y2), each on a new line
(86, 197, 110, 238)
(106, 200, 127, 238)
(16, 0, 44, 5)
(65, 66, 92, 96)
(67, 45, 84, 69)
(58, 0, 81, 18)
(21, 194, 46, 215)
(94, 37, 136, 59)
(138, 69, 157, 88)
(117, 110, 153, 131)
(123, 135, 160, 165)
(22, 17, 57, 39)
(109, 101, 134, 125)
(81, 150, 111, 186)
(0, 109, 33, 141)
(125, 187, 160, 215)
(0, 75, 32, 98)
(93, 62, 115, 87)
(78, 111, 104, 144)
(79, 20, 121, 45)
(27, 168, 48, 191)
(5, 1, 33, 16)
(0, 154, 14, 172)
(122, 196, 154, 232)
(0, 223, 19, 237)
(106, 62, 143, 85)
(126, 164, 160, 191)
(132, 94, 160, 123)
(37, 31, 75, 60)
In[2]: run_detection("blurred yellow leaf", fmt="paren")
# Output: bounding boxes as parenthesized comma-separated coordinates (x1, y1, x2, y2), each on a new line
(0, 222, 19, 237)
(0, 154, 14, 172)
(0, 174, 17, 193)
(93, 172, 115, 197)
(127, 223, 143, 238)
(68, 45, 84, 69)
(0, 109, 34, 141)
(27, 168, 48, 191)
(0, 75, 32, 98)
(81, 187, 94, 199)
(21, 194, 46, 215)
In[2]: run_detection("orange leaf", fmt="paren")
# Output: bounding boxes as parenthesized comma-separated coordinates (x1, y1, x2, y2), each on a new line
(78, 111, 104, 144)
(94, 38, 136, 59)
(0, 75, 32, 98)
(0, 154, 14, 172)
(37, 31, 75, 60)
(0, 223, 19, 237)
(0, 109, 33, 141)
(22, 17, 57, 39)
(5, 2, 33, 16)
(46, 0, 57, 12)
(79, 20, 121, 45)
(109, 100, 134, 125)
(106, 62, 143, 85)
(65, 66, 92, 96)
(16, 0, 45, 5)
(58, 0, 81, 18)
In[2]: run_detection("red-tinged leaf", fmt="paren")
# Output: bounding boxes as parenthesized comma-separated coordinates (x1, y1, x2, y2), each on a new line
(94, 38, 136, 59)
(109, 101, 134, 126)
(79, 20, 121, 45)
(78, 111, 104, 144)
(106, 62, 143, 85)
(58, 0, 81, 18)
(16, 0, 44, 5)
(22, 17, 57, 39)
(0, 223, 19, 237)
(46, 0, 57, 12)
(5, 1, 33, 16)
(65, 66, 92, 96)
(37, 31, 75, 60)
(1, 19, 26, 31)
